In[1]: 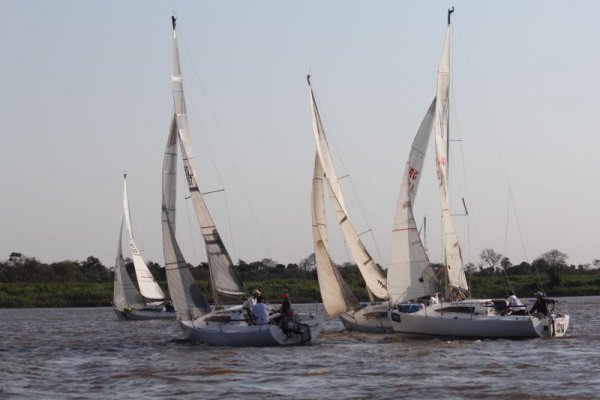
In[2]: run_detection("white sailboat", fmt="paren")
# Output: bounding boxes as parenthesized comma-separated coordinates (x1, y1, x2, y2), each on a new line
(387, 9, 569, 338)
(308, 76, 391, 333)
(113, 175, 175, 320)
(162, 16, 323, 346)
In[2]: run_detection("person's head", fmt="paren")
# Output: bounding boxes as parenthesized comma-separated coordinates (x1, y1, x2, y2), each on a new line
(534, 291, 544, 300)
(252, 289, 261, 298)
(256, 296, 263, 303)
(508, 291, 515, 296)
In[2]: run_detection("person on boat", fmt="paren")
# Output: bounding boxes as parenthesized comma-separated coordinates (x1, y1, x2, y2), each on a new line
(273, 293, 294, 337)
(252, 296, 270, 325)
(427, 294, 439, 306)
(530, 291, 555, 317)
(505, 291, 525, 315)
(244, 289, 261, 324)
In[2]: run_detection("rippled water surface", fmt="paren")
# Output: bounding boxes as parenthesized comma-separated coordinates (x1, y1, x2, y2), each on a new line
(0, 297, 598, 399)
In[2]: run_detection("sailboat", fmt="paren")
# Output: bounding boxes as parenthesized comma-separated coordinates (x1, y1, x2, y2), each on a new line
(113, 174, 175, 320)
(161, 16, 323, 346)
(387, 9, 569, 338)
(308, 76, 391, 333)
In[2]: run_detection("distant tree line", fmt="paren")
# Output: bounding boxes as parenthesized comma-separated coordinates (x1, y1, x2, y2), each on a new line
(1, 248, 600, 306)
(0, 251, 375, 288)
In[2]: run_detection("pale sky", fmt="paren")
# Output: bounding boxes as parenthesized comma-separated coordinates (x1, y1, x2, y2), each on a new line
(1, 1, 599, 270)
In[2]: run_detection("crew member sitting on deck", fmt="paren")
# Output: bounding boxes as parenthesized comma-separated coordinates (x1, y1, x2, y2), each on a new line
(274, 293, 293, 337)
(252, 296, 270, 325)
(530, 291, 555, 317)
(245, 289, 261, 324)
(505, 291, 525, 315)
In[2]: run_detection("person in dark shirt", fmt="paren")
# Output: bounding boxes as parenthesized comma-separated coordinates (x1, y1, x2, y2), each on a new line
(274, 293, 293, 337)
(530, 291, 555, 317)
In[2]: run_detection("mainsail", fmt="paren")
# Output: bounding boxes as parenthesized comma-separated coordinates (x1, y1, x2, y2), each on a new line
(433, 12, 468, 293)
(122, 175, 166, 300)
(113, 218, 145, 310)
(162, 16, 244, 319)
(387, 100, 439, 304)
(308, 77, 388, 304)
(162, 116, 211, 320)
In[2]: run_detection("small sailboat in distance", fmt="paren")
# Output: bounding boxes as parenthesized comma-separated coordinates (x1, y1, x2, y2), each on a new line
(113, 174, 175, 320)
(387, 9, 569, 338)
(162, 16, 323, 346)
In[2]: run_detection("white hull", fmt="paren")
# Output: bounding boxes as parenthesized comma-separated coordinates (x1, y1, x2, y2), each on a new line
(114, 307, 176, 321)
(179, 305, 324, 346)
(389, 300, 570, 339)
(339, 303, 393, 334)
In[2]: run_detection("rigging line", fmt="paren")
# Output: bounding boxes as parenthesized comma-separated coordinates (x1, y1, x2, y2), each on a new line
(311, 83, 386, 265)
(455, 25, 513, 189)
(179, 31, 271, 260)
(176, 61, 237, 260)
(456, 23, 533, 268)
(449, 64, 476, 266)
(504, 187, 510, 256)
(508, 188, 529, 263)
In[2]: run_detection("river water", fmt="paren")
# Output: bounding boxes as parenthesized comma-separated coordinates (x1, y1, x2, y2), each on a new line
(0, 296, 597, 399)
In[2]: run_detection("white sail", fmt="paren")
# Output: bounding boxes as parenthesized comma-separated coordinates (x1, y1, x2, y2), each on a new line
(113, 218, 145, 310)
(122, 175, 166, 300)
(433, 21, 468, 292)
(387, 99, 439, 303)
(312, 153, 359, 316)
(162, 115, 211, 320)
(167, 16, 245, 306)
(308, 79, 388, 300)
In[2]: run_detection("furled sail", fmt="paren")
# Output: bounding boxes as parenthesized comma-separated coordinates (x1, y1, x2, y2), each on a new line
(308, 78, 388, 300)
(312, 153, 359, 316)
(169, 17, 245, 299)
(433, 18, 468, 293)
(387, 99, 439, 303)
(122, 175, 166, 300)
(162, 115, 211, 320)
(113, 218, 145, 310)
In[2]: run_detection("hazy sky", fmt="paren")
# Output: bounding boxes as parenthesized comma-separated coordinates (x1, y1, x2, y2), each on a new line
(1, 1, 599, 270)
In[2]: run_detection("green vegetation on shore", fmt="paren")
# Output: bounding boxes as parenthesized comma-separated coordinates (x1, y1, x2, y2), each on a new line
(1, 249, 599, 307)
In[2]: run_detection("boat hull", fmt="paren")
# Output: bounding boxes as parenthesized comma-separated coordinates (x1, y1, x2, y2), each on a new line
(114, 307, 176, 321)
(339, 304, 393, 334)
(179, 306, 324, 346)
(389, 301, 570, 339)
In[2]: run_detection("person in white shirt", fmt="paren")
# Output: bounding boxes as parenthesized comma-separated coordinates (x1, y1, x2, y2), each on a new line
(506, 291, 525, 315)
(426, 294, 439, 306)
(252, 296, 270, 325)
(245, 289, 261, 324)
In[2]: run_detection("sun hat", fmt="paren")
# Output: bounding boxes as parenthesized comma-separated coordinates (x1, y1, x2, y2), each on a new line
(252, 289, 261, 295)
(534, 291, 544, 297)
